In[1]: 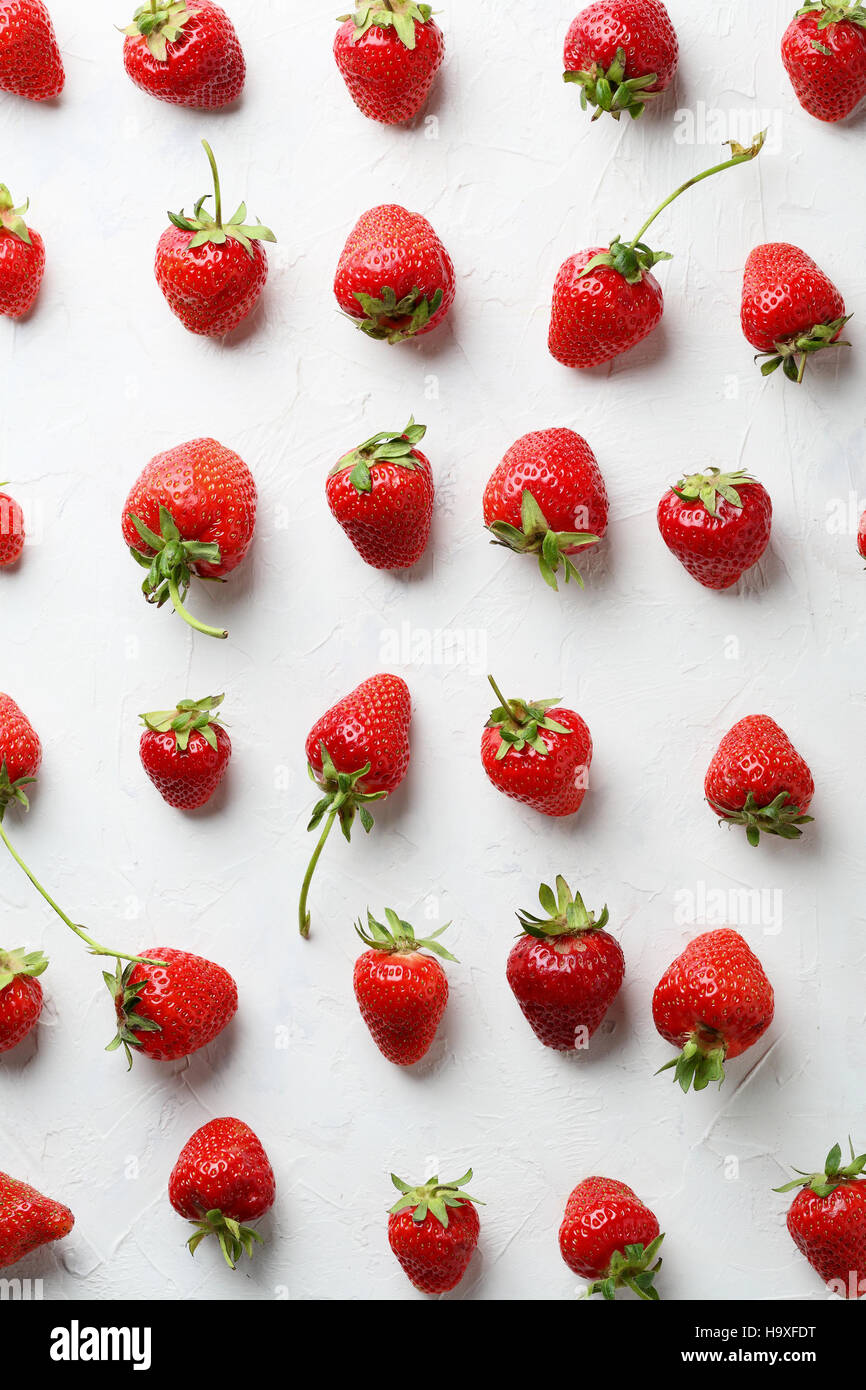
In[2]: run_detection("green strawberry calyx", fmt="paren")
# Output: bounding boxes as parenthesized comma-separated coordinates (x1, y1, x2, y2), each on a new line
(186, 1208, 264, 1270)
(657, 1030, 728, 1092)
(754, 316, 852, 386)
(670, 468, 757, 516)
(168, 141, 276, 261)
(0, 186, 32, 245)
(795, 2, 866, 31)
(127, 504, 228, 640)
(140, 694, 225, 752)
(0, 947, 48, 992)
(338, 2, 434, 48)
(356, 907, 457, 960)
(563, 45, 662, 123)
(0, 757, 38, 817)
(350, 285, 445, 344)
(487, 488, 600, 591)
(517, 876, 609, 939)
(299, 744, 389, 938)
(485, 675, 571, 761)
(331, 418, 426, 494)
(774, 1139, 866, 1197)
(583, 1234, 665, 1301)
(104, 958, 162, 1070)
(709, 790, 814, 847)
(123, 1, 200, 60)
(389, 1169, 482, 1228)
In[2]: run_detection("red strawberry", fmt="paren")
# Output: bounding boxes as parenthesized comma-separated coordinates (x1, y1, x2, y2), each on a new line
(782, 2, 866, 122)
(155, 140, 275, 338)
(657, 468, 773, 590)
(122, 0, 245, 109)
(327, 416, 434, 570)
(139, 694, 231, 809)
(335, 203, 455, 343)
(858, 508, 866, 560)
(559, 1176, 663, 1300)
(300, 674, 411, 937)
(742, 243, 850, 384)
(106, 946, 237, 1068)
(777, 1139, 866, 1299)
(0, 184, 44, 319)
(705, 714, 814, 845)
(169, 1117, 274, 1268)
(335, 2, 444, 124)
(122, 437, 257, 640)
(0, 947, 45, 1053)
(0, 1171, 73, 1269)
(563, 0, 678, 121)
(354, 909, 455, 1064)
(549, 134, 764, 369)
(0, 488, 24, 564)
(506, 878, 623, 1051)
(388, 1169, 481, 1293)
(483, 428, 607, 590)
(0, 0, 63, 101)
(653, 928, 775, 1091)
(481, 676, 592, 818)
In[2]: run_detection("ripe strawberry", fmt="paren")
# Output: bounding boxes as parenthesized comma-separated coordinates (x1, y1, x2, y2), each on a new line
(122, 0, 245, 109)
(122, 437, 257, 640)
(0, 0, 64, 101)
(300, 674, 411, 937)
(354, 909, 455, 1064)
(335, 2, 444, 124)
(139, 694, 231, 809)
(0, 946, 46, 1053)
(0, 184, 44, 319)
(483, 428, 607, 590)
(106, 946, 237, 1068)
(559, 1176, 663, 1300)
(169, 1117, 274, 1268)
(0, 488, 24, 564)
(327, 417, 434, 569)
(653, 928, 775, 1091)
(549, 134, 764, 369)
(657, 468, 772, 590)
(0, 1171, 73, 1269)
(563, 0, 678, 121)
(155, 140, 275, 338)
(742, 243, 850, 384)
(388, 1169, 481, 1293)
(776, 1139, 866, 1299)
(506, 878, 623, 1051)
(705, 714, 814, 846)
(335, 204, 455, 343)
(858, 508, 866, 560)
(481, 676, 592, 818)
(782, 2, 866, 122)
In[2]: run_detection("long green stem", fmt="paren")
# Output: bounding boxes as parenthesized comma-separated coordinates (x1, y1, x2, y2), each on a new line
(168, 574, 227, 640)
(298, 807, 339, 939)
(628, 134, 765, 249)
(487, 674, 518, 721)
(202, 140, 222, 228)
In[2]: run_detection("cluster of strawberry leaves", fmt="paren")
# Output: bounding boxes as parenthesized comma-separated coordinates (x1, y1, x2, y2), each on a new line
(488, 489, 600, 590)
(485, 677, 570, 760)
(334, 417, 426, 494)
(340, 2, 434, 50)
(563, 44, 663, 122)
(389, 1169, 481, 1229)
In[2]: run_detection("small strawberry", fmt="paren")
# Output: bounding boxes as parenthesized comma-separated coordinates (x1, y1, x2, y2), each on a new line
(122, 0, 245, 109)
(549, 134, 764, 369)
(563, 0, 679, 121)
(388, 1169, 481, 1294)
(0, 946, 46, 1053)
(657, 468, 773, 589)
(0, 184, 44, 319)
(354, 909, 455, 1065)
(742, 243, 850, 384)
(483, 428, 607, 590)
(559, 1176, 663, 1300)
(327, 416, 434, 570)
(155, 140, 275, 338)
(139, 694, 231, 809)
(0, 0, 64, 101)
(335, 203, 455, 343)
(653, 928, 775, 1091)
(106, 946, 237, 1068)
(122, 437, 257, 640)
(0, 1171, 73, 1270)
(481, 675, 592, 818)
(776, 1139, 866, 1299)
(506, 877, 623, 1051)
(0, 487, 25, 564)
(169, 1117, 274, 1269)
(705, 714, 814, 846)
(335, 2, 444, 124)
(782, 2, 866, 122)
(858, 508, 866, 560)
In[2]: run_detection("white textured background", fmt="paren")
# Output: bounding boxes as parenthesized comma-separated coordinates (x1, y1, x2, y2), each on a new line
(1, 0, 864, 1302)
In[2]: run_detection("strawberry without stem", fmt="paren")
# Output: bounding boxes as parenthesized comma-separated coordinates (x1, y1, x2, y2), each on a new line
(481, 675, 592, 818)
(388, 1169, 481, 1294)
(782, 2, 866, 122)
(106, 946, 237, 1068)
(559, 1176, 663, 1300)
(563, 0, 678, 121)
(705, 714, 814, 846)
(139, 694, 231, 808)
(327, 417, 434, 570)
(0, 0, 63, 101)
(0, 946, 46, 1053)
(335, 203, 455, 343)
(354, 909, 455, 1065)
(0, 184, 44, 320)
(169, 1117, 274, 1269)
(657, 468, 773, 590)
(742, 243, 850, 384)
(335, 2, 444, 125)
(0, 1171, 73, 1270)
(122, 0, 245, 110)
(777, 1139, 866, 1299)
(0, 489, 25, 564)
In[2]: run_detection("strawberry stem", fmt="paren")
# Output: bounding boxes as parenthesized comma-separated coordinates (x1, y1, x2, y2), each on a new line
(201, 140, 222, 229)
(298, 804, 341, 938)
(167, 574, 227, 640)
(628, 133, 766, 249)
(487, 674, 517, 721)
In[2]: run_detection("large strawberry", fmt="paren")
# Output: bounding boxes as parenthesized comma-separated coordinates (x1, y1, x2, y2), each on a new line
(549, 134, 764, 369)
(782, 2, 866, 122)
(327, 417, 434, 569)
(657, 468, 773, 590)
(0, 946, 45, 1053)
(653, 928, 775, 1091)
(0, 487, 25, 564)
(0, 1171, 73, 1269)
(776, 1139, 866, 1299)
(742, 243, 850, 384)
(122, 437, 257, 640)
(705, 714, 814, 846)
(169, 1117, 274, 1269)
(122, 0, 245, 109)
(388, 1169, 481, 1294)
(0, 184, 44, 319)
(139, 694, 231, 808)
(106, 946, 237, 1069)
(354, 909, 455, 1065)
(335, 2, 444, 124)
(563, 0, 678, 121)
(335, 204, 455, 343)
(481, 676, 592, 818)
(559, 1176, 663, 1300)
(483, 428, 607, 590)
(0, 0, 64, 101)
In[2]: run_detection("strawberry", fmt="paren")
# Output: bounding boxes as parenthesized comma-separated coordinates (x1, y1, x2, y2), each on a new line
(0, 946, 46, 1053)
(388, 1169, 481, 1293)
(483, 428, 607, 590)
(327, 417, 434, 570)
(169, 1117, 274, 1268)
(549, 134, 764, 369)
(139, 694, 231, 809)
(559, 1176, 663, 1300)
(742, 243, 850, 384)
(0, 487, 25, 564)
(299, 674, 411, 937)
(481, 676, 592, 818)
(705, 714, 815, 846)
(354, 909, 455, 1064)
(0, 184, 45, 319)
(0, 0, 63, 101)
(506, 877, 623, 1051)
(122, 0, 245, 109)
(122, 437, 257, 640)
(776, 1139, 866, 1299)
(782, 2, 866, 122)
(335, 2, 444, 124)
(859, 508, 866, 560)
(652, 928, 775, 1091)
(155, 140, 275, 338)
(563, 0, 678, 121)
(106, 946, 237, 1068)
(335, 203, 455, 343)
(0, 1171, 73, 1269)
(657, 468, 773, 590)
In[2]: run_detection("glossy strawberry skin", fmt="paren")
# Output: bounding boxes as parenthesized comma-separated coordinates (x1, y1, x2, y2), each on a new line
(657, 480, 772, 589)
(354, 949, 447, 1064)
(327, 448, 434, 570)
(155, 226, 268, 337)
(858, 509, 866, 560)
(564, 0, 678, 93)
(123, 0, 245, 109)
(507, 931, 623, 1051)
(0, 0, 64, 101)
(0, 973, 42, 1052)
(741, 243, 846, 352)
(560, 1177, 659, 1279)
(482, 706, 592, 818)
(0, 491, 24, 564)
(169, 1118, 275, 1223)
(388, 1200, 480, 1293)
(0, 1171, 73, 1269)
(0, 692, 41, 783)
(140, 723, 231, 809)
(787, 1181, 866, 1297)
(0, 222, 44, 319)
(306, 674, 411, 797)
(652, 928, 774, 1062)
(549, 246, 664, 368)
(483, 429, 609, 542)
(335, 204, 455, 340)
(117, 947, 237, 1062)
(782, 9, 866, 122)
(705, 715, 814, 820)
(334, 16, 444, 124)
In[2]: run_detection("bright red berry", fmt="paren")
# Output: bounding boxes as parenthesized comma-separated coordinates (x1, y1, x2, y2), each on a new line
(107, 946, 237, 1068)
(354, 909, 455, 1065)
(0, 691, 41, 799)
(122, 0, 245, 109)
(335, 2, 444, 124)
(139, 694, 231, 809)
(0, 947, 45, 1053)
(742, 242, 849, 384)
(858, 508, 866, 560)
(0, 184, 44, 319)
(782, 2, 866, 122)
(559, 1176, 663, 1299)
(169, 1117, 274, 1268)
(777, 1139, 866, 1299)
(563, 0, 678, 120)
(335, 203, 455, 343)
(388, 1169, 481, 1294)
(0, 0, 64, 101)
(657, 468, 772, 589)
(327, 417, 434, 570)
(481, 675, 592, 818)
(0, 1170, 73, 1269)
(0, 489, 24, 565)
(705, 714, 814, 845)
